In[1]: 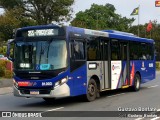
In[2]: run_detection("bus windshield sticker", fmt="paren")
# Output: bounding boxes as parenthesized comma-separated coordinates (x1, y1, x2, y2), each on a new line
(20, 63, 30, 68)
(36, 64, 40, 70)
(40, 64, 51, 70)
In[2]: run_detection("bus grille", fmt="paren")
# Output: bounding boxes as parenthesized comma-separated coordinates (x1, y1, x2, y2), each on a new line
(20, 89, 51, 94)
(17, 74, 53, 80)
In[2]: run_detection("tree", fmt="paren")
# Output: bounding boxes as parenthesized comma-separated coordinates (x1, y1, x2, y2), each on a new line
(0, 8, 36, 42)
(71, 3, 134, 31)
(0, 0, 74, 25)
(129, 21, 160, 61)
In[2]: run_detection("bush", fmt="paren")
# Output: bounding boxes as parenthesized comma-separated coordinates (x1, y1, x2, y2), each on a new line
(5, 70, 13, 78)
(0, 60, 13, 78)
(0, 60, 7, 77)
(0, 60, 7, 67)
(0, 67, 5, 77)
(156, 62, 160, 70)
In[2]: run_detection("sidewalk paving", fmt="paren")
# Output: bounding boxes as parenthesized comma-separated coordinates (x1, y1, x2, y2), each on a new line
(0, 78, 13, 95)
(0, 79, 12, 88)
(0, 87, 12, 95)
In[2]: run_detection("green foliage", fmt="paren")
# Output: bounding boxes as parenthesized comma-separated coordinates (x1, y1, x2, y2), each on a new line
(0, 67, 5, 77)
(5, 70, 13, 78)
(0, 60, 13, 78)
(0, 8, 37, 41)
(0, 60, 7, 77)
(0, 60, 7, 66)
(71, 3, 134, 31)
(0, 0, 74, 25)
(0, 46, 7, 55)
(0, 0, 74, 41)
(0, 0, 21, 10)
(156, 62, 160, 70)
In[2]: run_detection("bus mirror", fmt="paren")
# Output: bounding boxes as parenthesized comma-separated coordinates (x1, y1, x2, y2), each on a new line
(7, 39, 14, 62)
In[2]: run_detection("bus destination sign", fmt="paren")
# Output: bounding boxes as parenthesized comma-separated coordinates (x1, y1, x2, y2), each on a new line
(28, 29, 58, 37)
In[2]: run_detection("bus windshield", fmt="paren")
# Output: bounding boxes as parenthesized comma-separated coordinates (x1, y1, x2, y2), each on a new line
(14, 39, 67, 71)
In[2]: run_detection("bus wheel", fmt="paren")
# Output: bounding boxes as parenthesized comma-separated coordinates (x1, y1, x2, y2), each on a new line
(85, 79, 97, 102)
(132, 74, 141, 91)
(43, 98, 55, 103)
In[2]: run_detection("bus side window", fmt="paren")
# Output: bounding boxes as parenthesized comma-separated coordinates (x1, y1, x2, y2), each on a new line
(111, 40, 120, 60)
(72, 41, 85, 60)
(87, 39, 100, 61)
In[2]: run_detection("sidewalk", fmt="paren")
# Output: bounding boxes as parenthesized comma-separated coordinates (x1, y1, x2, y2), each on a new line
(0, 87, 12, 95)
(0, 79, 13, 95)
(0, 79, 12, 88)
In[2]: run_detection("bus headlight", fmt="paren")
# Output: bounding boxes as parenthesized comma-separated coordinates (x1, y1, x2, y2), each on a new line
(54, 77, 68, 88)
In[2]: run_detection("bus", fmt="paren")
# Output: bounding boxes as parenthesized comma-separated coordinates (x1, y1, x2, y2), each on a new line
(7, 25, 156, 102)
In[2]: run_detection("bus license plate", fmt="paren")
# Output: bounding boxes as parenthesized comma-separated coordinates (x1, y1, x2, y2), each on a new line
(30, 90, 39, 95)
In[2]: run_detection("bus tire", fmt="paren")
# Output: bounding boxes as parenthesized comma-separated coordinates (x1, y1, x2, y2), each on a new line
(132, 73, 141, 91)
(43, 98, 55, 103)
(85, 79, 97, 102)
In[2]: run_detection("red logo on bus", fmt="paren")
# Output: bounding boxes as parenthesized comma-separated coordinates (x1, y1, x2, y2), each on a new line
(18, 82, 37, 87)
(18, 82, 29, 87)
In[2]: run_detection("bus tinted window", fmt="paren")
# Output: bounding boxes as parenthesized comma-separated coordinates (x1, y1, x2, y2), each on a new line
(72, 41, 85, 60)
(111, 40, 120, 60)
(130, 42, 154, 60)
(145, 43, 154, 60)
(87, 39, 101, 61)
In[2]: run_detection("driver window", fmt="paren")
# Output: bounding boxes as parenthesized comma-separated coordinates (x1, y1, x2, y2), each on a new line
(72, 41, 85, 60)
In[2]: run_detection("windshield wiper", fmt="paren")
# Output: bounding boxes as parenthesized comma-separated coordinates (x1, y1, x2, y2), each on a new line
(39, 39, 52, 64)
(40, 39, 52, 54)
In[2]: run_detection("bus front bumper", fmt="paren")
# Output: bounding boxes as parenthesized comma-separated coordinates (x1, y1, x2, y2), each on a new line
(13, 83, 70, 98)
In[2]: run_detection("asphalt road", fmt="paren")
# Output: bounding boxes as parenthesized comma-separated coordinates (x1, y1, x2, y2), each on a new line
(0, 72, 160, 120)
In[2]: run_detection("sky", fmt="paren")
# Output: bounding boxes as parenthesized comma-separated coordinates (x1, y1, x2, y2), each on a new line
(72, 0, 160, 25)
(0, 0, 159, 25)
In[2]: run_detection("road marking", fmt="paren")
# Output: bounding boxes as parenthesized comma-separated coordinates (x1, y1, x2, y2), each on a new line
(46, 107, 64, 112)
(157, 109, 160, 111)
(147, 85, 159, 89)
(135, 118, 144, 120)
(151, 117, 160, 120)
(40, 107, 64, 114)
(108, 93, 125, 98)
